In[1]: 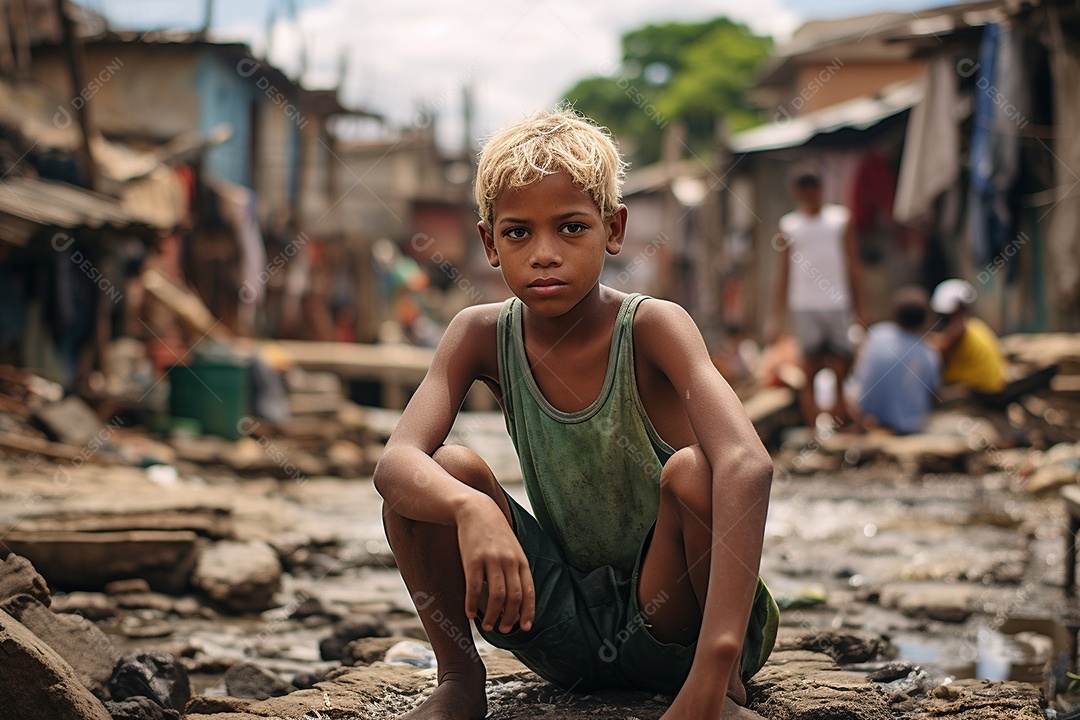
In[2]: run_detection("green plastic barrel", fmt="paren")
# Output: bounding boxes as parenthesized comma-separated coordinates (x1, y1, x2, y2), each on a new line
(168, 355, 249, 440)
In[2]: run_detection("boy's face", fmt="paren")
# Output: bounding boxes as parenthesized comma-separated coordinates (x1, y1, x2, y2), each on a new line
(479, 171, 626, 317)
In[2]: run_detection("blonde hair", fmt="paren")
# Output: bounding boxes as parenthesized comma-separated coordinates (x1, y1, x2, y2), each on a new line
(474, 107, 628, 227)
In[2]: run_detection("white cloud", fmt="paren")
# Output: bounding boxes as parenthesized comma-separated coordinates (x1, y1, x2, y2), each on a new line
(221, 0, 801, 149)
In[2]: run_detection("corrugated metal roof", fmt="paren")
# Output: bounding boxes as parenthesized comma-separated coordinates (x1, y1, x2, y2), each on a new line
(0, 175, 140, 236)
(730, 81, 922, 154)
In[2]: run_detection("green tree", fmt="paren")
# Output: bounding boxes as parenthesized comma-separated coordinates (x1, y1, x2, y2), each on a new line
(562, 18, 772, 166)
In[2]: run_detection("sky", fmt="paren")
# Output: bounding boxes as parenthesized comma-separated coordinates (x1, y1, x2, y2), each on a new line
(78, 0, 950, 149)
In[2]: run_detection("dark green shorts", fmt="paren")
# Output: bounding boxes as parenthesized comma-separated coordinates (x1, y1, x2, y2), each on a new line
(475, 491, 779, 694)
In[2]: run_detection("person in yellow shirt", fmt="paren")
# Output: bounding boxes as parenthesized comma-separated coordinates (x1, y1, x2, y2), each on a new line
(930, 279, 1006, 393)
(931, 278, 1058, 410)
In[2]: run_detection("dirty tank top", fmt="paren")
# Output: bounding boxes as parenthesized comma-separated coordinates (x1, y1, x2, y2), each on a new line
(496, 293, 675, 576)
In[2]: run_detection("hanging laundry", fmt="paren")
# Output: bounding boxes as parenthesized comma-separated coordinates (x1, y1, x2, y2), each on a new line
(218, 183, 268, 336)
(850, 151, 896, 236)
(849, 150, 898, 264)
(968, 23, 1028, 276)
(894, 56, 961, 225)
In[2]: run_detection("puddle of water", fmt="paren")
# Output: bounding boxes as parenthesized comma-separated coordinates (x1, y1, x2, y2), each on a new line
(893, 625, 1056, 686)
(894, 637, 942, 664)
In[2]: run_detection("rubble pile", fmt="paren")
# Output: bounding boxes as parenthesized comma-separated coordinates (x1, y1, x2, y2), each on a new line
(0, 550, 1060, 720)
(0, 362, 387, 480)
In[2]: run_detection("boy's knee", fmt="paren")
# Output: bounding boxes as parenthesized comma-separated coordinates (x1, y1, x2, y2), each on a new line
(432, 444, 498, 493)
(659, 445, 712, 512)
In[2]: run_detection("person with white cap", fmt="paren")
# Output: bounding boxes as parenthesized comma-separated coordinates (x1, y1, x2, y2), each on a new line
(930, 278, 1006, 394)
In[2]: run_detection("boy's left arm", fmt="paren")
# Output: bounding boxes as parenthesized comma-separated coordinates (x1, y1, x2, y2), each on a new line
(637, 300, 774, 709)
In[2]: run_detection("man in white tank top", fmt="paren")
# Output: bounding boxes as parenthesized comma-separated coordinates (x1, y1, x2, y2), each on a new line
(767, 166, 866, 430)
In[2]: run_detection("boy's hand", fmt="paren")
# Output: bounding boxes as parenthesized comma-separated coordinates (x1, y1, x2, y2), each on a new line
(456, 497, 535, 634)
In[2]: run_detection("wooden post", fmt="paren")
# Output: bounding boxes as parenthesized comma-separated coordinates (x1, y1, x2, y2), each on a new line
(9, 0, 31, 79)
(0, 0, 16, 77)
(53, 0, 98, 191)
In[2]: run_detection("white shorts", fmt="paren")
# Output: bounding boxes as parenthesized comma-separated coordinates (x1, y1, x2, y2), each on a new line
(791, 309, 854, 359)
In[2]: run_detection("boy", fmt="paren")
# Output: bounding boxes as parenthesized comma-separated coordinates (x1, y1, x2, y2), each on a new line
(374, 109, 778, 720)
(849, 286, 940, 434)
(767, 166, 865, 430)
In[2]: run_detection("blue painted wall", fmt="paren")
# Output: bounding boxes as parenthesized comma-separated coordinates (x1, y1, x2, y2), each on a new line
(194, 49, 300, 205)
(195, 51, 258, 188)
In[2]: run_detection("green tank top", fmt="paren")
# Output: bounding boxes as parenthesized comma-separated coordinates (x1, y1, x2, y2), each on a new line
(497, 293, 675, 576)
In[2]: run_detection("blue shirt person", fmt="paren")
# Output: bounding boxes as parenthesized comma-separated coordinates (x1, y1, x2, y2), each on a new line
(850, 287, 940, 434)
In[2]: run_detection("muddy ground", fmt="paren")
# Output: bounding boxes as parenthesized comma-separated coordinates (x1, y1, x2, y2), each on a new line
(0, 417, 1075, 718)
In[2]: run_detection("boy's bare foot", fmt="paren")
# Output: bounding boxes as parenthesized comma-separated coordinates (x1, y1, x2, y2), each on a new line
(400, 671, 487, 720)
(726, 661, 747, 705)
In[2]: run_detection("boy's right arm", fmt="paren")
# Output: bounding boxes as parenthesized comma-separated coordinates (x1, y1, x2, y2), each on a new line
(373, 305, 535, 633)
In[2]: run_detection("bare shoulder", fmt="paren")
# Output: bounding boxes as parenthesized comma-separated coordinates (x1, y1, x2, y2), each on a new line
(445, 301, 502, 335)
(434, 302, 503, 379)
(633, 298, 706, 354)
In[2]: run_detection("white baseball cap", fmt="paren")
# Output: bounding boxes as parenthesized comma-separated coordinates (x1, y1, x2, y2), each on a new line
(930, 279, 977, 314)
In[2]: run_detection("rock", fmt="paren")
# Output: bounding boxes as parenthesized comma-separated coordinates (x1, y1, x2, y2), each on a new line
(327, 439, 366, 477)
(183, 696, 254, 714)
(114, 591, 181, 613)
(363, 443, 385, 473)
(1024, 462, 1079, 494)
(184, 663, 433, 720)
(51, 592, 118, 621)
(220, 438, 282, 473)
(169, 435, 227, 464)
(106, 578, 152, 595)
(115, 434, 177, 467)
(103, 696, 180, 720)
(858, 660, 921, 683)
(879, 582, 979, 622)
(773, 628, 892, 664)
(33, 395, 106, 447)
(192, 540, 282, 613)
(182, 650, 676, 719)
(6, 594, 119, 698)
(881, 434, 972, 473)
(319, 613, 392, 661)
(223, 662, 297, 700)
(172, 596, 205, 618)
(0, 608, 112, 720)
(0, 530, 198, 594)
(109, 652, 191, 713)
(119, 617, 175, 639)
(747, 649, 893, 720)
(342, 636, 408, 666)
(0, 553, 51, 606)
(11, 499, 233, 538)
(288, 594, 331, 620)
(290, 668, 327, 689)
(892, 678, 1045, 719)
(337, 400, 368, 430)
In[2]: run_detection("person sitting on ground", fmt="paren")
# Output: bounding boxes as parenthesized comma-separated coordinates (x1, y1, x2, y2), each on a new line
(767, 165, 866, 431)
(929, 278, 1006, 394)
(849, 286, 940, 434)
(374, 108, 778, 720)
(930, 278, 1057, 409)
